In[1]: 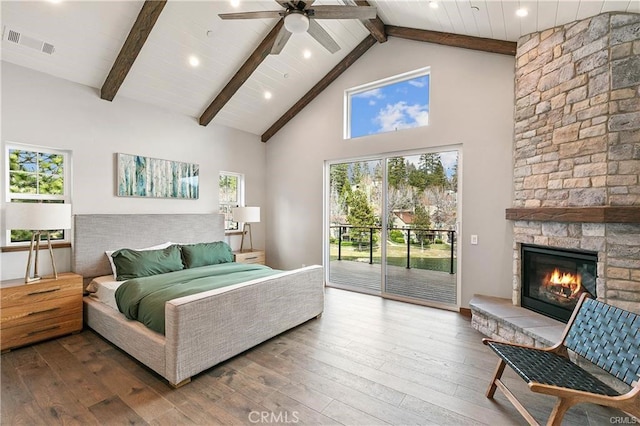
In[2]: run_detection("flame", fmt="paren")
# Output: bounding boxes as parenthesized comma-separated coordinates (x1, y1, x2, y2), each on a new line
(546, 268, 582, 297)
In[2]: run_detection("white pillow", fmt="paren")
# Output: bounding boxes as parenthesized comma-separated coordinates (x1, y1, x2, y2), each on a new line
(105, 242, 174, 279)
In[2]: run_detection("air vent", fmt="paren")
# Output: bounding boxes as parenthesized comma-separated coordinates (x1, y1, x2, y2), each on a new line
(7, 29, 20, 43)
(2, 26, 55, 55)
(42, 43, 55, 55)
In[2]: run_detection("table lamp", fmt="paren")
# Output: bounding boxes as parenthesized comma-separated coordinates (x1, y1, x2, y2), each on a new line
(232, 206, 260, 252)
(5, 203, 72, 283)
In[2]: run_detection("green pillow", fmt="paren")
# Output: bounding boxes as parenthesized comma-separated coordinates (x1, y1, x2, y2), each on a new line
(181, 241, 234, 268)
(112, 245, 184, 280)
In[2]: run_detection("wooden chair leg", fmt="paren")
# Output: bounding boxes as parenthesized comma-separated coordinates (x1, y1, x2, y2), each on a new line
(486, 359, 506, 399)
(546, 398, 574, 426)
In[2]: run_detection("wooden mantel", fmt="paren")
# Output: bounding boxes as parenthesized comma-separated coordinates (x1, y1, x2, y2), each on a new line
(505, 207, 640, 223)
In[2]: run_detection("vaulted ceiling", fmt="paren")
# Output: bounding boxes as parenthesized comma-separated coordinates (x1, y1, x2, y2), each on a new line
(2, 1, 638, 141)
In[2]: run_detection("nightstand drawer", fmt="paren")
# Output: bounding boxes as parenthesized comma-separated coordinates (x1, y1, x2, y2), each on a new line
(1, 276, 82, 308)
(234, 251, 265, 265)
(1, 295, 82, 329)
(1, 313, 82, 351)
(0, 272, 84, 352)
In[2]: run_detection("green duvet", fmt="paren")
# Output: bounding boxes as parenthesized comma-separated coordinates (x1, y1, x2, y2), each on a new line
(115, 263, 279, 334)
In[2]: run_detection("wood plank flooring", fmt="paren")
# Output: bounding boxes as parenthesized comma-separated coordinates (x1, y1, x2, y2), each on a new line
(1, 288, 627, 425)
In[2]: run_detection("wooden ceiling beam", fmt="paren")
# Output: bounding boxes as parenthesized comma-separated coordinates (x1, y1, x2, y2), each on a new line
(261, 34, 377, 143)
(385, 25, 516, 56)
(100, 0, 166, 101)
(350, 0, 387, 43)
(199, 20, 284, 126)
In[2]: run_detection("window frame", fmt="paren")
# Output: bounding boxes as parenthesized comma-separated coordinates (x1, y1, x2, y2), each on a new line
(219, 171, 245, 232)
(4, 142, 72, 246)
(344, 66, 431, 140)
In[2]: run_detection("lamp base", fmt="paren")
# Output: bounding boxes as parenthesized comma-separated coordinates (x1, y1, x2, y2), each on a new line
(24, 231, 59, 284)
(239, 223, 254, 253)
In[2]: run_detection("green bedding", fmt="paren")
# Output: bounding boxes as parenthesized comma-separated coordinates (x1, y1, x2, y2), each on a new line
(115, 263, 279, 334)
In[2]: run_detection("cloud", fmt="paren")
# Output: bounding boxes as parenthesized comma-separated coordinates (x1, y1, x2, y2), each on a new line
(368, 100, 376, 106)
(408, 77, 428, 88)
(374, 101, 429, 132)
(353, 88, 384, 99)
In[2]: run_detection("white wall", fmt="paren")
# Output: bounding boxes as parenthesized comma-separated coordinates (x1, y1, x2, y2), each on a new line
(265, 38, 515, 307)
(1, 62, 266, 280)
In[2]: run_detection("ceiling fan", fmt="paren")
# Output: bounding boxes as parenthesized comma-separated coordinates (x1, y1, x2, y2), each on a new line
(218, 1, 377, 54)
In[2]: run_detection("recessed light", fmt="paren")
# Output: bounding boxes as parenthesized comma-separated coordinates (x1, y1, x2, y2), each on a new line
(48, 0, 62, 3)
(189, 56, 200, 67)
(264, 91, 272, 100)
(303, 49, 311, 59)
(230, 0, 240, 7)
(429, 1, 438, 9)
(516, 8, 528, 17)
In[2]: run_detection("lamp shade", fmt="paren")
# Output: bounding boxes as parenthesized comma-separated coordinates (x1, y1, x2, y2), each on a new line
(284, 12, 309, 34)
(232, 206, 260, 223)
(5, 203, 72, 230)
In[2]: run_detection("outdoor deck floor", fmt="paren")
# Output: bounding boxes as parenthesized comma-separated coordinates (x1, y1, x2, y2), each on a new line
(329, 260, 457, 305)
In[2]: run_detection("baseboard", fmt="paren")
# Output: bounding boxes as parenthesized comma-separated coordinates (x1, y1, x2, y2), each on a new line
(459, 307, 472, 318)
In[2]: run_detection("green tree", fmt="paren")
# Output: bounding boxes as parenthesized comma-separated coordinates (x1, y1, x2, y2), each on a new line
(346, 189, 377, 249)
(351, 162, 364, 185)
(449, 161, 458, 191)
(387, 157, 406, 189)
(418, 153, 446, 188)
(411, 205, 432, 248)
(408, 168, 428, 194)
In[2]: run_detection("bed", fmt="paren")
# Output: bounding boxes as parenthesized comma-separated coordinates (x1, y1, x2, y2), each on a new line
(72, 214, 324, 387)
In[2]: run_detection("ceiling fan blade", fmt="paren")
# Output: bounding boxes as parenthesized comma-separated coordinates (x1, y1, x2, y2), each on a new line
(218, 11, 282, 20)
(271, 26, 292, 54)
(310, 5, 376, 20)
(307, 19, 340, 54)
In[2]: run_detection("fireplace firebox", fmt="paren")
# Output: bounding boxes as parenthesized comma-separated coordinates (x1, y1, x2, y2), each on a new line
(521, 245, 597, 323)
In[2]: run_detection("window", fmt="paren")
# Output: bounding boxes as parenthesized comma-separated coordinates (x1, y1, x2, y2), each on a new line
(345, 67, 430, 139)
(5, 143, 71, 244)
(219, 171, 244, 231)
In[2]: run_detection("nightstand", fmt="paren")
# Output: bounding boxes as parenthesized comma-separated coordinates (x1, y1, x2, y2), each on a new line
(1, 272, 83, 352)
(234, 250, 266, 265)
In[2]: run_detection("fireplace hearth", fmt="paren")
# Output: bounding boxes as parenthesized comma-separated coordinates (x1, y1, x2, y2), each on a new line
(521, 245, 597, 323)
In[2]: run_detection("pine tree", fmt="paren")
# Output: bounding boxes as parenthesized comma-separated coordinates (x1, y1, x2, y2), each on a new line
(346, 189, 377, 248)
(412, 204, 432, 248)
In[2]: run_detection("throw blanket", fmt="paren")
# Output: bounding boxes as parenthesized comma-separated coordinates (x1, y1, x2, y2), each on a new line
(115, 263, 279, 334)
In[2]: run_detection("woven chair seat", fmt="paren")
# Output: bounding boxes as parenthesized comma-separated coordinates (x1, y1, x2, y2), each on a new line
(487, 341, 620, 396)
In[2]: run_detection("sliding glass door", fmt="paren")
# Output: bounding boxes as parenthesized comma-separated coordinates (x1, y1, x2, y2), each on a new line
(327, 159, 383, 295)
(384, 152, 458, 306)
(326, 149, 459, 308)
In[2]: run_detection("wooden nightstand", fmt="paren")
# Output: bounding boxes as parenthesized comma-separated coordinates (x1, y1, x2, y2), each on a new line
(1, 272, 83, 352)
(234, 250, 266, 265)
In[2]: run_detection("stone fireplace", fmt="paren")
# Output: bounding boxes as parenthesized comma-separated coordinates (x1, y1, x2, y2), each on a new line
(508, 11, 640, 317)
(471, 12, 639, 346)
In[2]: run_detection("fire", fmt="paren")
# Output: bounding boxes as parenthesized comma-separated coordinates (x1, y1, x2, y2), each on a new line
(545, 268, 583, 298)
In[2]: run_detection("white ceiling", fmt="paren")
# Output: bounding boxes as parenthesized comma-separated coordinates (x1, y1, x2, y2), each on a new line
(2, 0, 638, 137)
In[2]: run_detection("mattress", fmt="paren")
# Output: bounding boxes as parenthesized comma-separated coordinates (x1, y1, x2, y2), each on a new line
(87, 275, 124, 311)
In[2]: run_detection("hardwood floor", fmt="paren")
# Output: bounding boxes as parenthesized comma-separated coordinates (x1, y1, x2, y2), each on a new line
(1, 287, 626, 425)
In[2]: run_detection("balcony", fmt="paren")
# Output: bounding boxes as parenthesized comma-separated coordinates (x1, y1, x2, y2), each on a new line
(328, 225, 457, 305)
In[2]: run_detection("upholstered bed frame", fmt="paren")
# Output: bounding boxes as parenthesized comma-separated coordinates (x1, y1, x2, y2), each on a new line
(73, 214, 324, 387)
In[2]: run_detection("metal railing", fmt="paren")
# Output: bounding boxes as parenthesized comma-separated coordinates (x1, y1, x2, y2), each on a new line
(330, 225, 456, 274)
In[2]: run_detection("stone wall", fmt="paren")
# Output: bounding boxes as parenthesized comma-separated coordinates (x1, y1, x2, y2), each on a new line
(511, 12, 640, 313)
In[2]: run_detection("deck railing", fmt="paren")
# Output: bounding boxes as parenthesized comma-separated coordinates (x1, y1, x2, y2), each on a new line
(330, 225, 456, 274)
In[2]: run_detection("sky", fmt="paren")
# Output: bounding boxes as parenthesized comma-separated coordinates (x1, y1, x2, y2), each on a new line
(350, 74, 430, 139)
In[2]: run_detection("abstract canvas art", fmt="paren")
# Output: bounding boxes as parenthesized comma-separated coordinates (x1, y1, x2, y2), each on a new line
(117, 153, 199, 199)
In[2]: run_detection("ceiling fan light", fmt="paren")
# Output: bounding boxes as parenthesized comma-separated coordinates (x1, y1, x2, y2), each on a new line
(284, 12, 309, 34)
